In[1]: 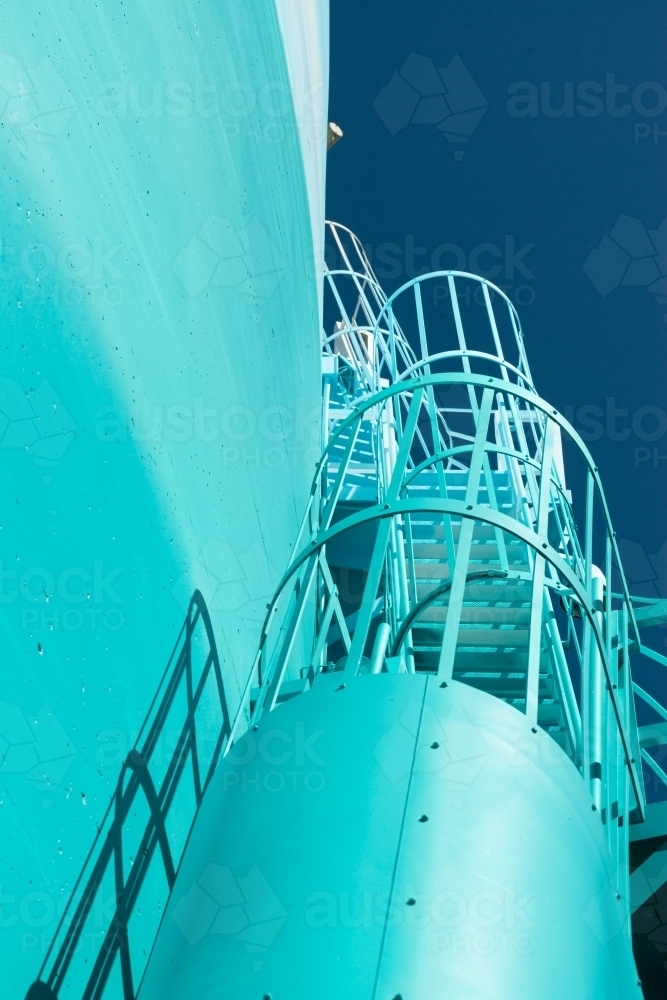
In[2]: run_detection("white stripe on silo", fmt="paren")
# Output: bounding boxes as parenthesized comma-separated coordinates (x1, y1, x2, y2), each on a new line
(274, 0, 330, 320)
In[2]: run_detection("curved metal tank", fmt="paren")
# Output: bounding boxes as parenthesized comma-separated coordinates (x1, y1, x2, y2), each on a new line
(0, 3, 327, 996)
(137, 674, 642, 999)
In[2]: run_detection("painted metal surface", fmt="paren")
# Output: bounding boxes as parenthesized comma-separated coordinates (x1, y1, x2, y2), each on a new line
(1, 3, 326, 996)
(136, 676, 642, 1000)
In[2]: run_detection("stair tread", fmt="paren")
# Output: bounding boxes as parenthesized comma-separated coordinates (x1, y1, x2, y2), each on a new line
(411, 608, 531, 624)
(323, 415, 574, 764)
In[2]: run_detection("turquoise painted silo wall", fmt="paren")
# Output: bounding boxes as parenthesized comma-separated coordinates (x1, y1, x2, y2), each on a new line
(0, 3, 326, 994)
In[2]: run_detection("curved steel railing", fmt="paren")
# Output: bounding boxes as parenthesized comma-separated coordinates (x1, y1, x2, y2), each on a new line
(245, 269, 665, 914)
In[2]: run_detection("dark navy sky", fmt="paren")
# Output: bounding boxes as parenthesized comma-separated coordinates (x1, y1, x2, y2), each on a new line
(326, 0, 667, 602)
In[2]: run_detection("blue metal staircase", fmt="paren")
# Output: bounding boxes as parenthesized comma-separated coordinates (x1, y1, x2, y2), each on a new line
(23, 223, 667, 999)
(406, 474, 573, 755)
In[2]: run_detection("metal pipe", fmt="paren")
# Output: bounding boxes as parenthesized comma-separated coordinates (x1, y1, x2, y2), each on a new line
(589, 566, 605, 813)
(369, 622, 391, 674)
